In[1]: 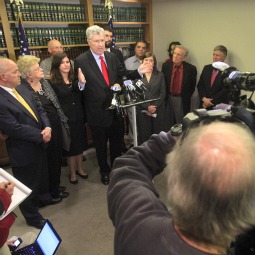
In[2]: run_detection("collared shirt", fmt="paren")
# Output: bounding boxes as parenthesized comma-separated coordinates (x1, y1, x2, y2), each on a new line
(170, 64, 183, 95)
(90, 49, 108, 72)
(0, 85, 15, 97)
(124, 55, 142, 70)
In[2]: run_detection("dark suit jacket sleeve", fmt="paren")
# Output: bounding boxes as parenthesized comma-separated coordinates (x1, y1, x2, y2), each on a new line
(197, 66, 208, 100)
(185, 63, 197, 95)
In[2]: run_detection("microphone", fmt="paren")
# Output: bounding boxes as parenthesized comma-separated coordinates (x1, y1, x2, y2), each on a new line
(124, 79, 136, 91)
(212, 61, 230, 71)
(110, 83, 123, 115)
(135, 79, 149, 92)
(111, 83, 122, 92)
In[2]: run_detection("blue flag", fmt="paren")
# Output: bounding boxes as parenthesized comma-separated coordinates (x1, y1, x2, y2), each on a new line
(108, 15, 116, 47)
(18, 12, 30, 56)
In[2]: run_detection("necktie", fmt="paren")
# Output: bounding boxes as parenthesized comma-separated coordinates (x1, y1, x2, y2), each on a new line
(211, 70, 218, 86)
(99, 56, 110, 87)
(12, 88, 38, 122)
(171, 66, 180, 94)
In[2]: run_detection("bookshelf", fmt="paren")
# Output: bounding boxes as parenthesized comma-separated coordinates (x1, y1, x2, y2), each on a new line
(0, 0, 152, 61)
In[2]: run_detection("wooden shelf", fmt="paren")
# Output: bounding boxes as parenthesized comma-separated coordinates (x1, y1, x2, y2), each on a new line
(0, 0, 152, 60)
(8, 21, 89, 25)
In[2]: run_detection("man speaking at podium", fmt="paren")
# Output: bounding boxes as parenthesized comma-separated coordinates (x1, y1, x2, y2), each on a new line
(74, 25, 151, 185)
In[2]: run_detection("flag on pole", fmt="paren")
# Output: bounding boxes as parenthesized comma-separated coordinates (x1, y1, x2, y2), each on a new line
(108, 15, 116, 47)
(18, 12, 30, 56)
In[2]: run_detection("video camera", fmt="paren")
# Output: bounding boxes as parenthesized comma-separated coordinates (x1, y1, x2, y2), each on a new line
(213, 62, 255, 108)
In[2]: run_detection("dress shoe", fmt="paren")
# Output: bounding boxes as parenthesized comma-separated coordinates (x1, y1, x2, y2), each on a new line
(49, 197, 62, 205)
(69, 175, 78, 185)
(58, 191, 69, 199)
(101, 175, 110, 185)
(76, 170, 88, 179)
(39, 197, 62, 208)
(58, 186, 66, 192)
(26, 218, 46, 229)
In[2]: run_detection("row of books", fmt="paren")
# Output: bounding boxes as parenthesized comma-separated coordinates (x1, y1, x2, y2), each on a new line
(93, 5, 146, 22)
(16, 46, 87, 61)
(114, 27, 144, 42)
(0, 44, 134, 62)
(5, 1, 86, 22)
(0, 28, 6, 48)
(0, 26, 144, 49)
(10, 26, 87, 48)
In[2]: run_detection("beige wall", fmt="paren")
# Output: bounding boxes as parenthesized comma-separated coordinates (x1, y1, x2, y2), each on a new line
(152, 0, 255, 78)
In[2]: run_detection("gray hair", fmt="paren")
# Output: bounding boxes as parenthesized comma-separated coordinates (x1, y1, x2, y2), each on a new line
(17, 55, 40, 79)
(174, 45, 189, 57)
(214, 45, 228, 57)
(86, 25, 105, 41)
(166, 122, 255, 246)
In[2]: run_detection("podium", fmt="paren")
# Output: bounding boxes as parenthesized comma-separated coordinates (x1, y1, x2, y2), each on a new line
(109, 98, 160, 147)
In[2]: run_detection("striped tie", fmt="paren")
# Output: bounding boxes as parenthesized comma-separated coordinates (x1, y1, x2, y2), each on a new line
(12, 88, 38, 122)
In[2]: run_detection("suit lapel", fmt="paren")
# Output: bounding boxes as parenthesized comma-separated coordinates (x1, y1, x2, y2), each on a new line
(87, 51, 110, 88)
(0, 86, 40, 124)
(104, 52, 114, 87)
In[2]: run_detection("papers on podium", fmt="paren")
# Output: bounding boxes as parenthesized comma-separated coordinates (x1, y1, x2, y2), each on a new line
(0, 168, 32, 220)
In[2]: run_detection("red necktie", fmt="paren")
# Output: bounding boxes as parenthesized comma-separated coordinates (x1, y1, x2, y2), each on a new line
(170, 66, 180, 94)
(211, 70, 218, 86)
(99, 56, 110, 87)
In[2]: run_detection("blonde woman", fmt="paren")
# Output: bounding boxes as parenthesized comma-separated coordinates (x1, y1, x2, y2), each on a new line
(17, 55, 70, 201)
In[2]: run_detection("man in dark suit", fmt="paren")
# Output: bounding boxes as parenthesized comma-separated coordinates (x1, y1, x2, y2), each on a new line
(103, 25, 128, 152)
(162, 45, 197, 129)
(0, 57, 52, 229)
(74, 25, 151, 185)
(197, 45, 228, 109)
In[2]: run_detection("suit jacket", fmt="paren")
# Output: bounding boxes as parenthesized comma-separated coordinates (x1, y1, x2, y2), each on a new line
(162, 61, 197, 115)
(74, 50, 141, 127)
(0, 85, 51, 167)
(197, 64, 228, 107)
(110, 47, 125, 70)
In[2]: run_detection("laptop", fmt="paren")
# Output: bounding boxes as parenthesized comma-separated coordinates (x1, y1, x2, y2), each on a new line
(12, 220, 62, 255)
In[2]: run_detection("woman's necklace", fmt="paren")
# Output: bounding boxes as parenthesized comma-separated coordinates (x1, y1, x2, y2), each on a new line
(38, 86, 44, 95)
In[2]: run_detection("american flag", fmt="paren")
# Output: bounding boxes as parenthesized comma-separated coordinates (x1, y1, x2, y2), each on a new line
(108, 14, 116, 47)
(18, 12, 30, 55)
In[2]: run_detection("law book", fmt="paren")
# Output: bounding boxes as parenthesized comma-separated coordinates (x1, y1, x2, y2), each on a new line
(0, 168, 32, 220)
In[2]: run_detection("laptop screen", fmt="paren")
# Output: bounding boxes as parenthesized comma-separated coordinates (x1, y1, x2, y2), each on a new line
(36, 221, 61, 255)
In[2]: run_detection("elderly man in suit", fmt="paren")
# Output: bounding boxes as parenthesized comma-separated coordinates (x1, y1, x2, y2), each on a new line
(162, 45, 197, 129)
(0, 57, 51, 229)
(197, 45, 228, 110)
(74, 25, 151, 185)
